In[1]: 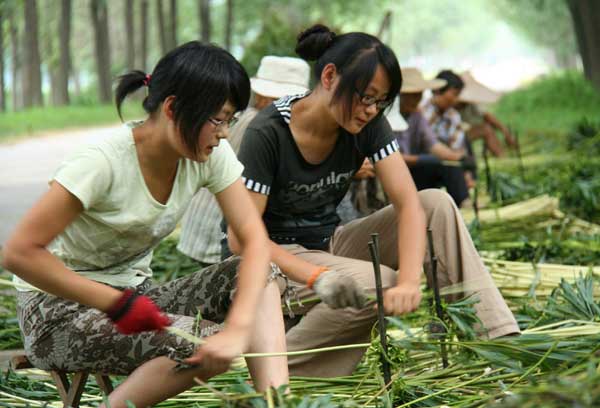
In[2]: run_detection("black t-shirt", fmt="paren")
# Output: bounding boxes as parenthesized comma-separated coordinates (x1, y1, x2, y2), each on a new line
(237, 93, 399, 250)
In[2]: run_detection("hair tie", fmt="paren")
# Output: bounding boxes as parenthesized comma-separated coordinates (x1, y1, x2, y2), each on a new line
(143, 74, 151, 87)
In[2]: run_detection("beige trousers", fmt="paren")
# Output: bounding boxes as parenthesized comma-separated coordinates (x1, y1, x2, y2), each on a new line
(279, 189, 519, 378)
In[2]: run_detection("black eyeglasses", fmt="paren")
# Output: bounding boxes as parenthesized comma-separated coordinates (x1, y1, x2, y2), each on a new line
(208, 114, 239, 128)
(355, 90, 392, 110)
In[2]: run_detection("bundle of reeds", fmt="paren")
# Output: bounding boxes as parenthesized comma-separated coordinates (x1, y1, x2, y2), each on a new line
(461, 194, 560, 224)
(484, 257, 600, 298)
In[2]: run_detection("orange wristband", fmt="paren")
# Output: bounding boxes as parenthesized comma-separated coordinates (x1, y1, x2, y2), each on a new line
(307, 266, 329, 289)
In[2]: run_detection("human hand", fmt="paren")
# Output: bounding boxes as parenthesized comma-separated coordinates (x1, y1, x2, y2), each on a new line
(107, 289, 171, 334)
(383, 283, 422, 315)
(312, 269, 366, 309)
(354, 159, 375, 179)
(184, 326, 249, 374)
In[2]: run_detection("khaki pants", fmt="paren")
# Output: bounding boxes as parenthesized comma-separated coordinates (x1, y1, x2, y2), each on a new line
(279, 189, 518, 377)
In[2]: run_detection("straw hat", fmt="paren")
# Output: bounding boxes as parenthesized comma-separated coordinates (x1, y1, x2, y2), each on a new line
(401, 67, 446, 93)
(385, 97, 408, 131)
(459, 71, 501, 104)
(250, 56, 310, 99)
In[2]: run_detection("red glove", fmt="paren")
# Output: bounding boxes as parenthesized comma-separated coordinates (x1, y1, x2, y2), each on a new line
(107, 289, 171, 334)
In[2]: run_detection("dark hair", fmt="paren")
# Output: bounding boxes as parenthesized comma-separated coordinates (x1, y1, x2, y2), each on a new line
(115, 41, 250, 154)
(295, 24, 401, 122)
(434, 70, 464, 94)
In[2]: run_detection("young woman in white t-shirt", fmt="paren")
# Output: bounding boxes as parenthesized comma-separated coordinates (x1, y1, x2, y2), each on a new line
(3, 41, 288, 408)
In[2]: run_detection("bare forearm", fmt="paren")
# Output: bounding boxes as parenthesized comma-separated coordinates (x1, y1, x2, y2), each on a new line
(484, 112, 507, 133)
(3, 245, 121, 311)
(268, 240, 316, 284)
(431, 143, 463, 161)
(229, 226, 317, 285)
(224, 237, 272, 330)
(395, 201, 426, 285)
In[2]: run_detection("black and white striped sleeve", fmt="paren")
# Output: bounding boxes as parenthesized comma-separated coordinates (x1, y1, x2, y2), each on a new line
(369, 139, 400, 163)
(237, 125, 277, 196)
(364, 116, 400, 164)
(241, 177, 271, 195)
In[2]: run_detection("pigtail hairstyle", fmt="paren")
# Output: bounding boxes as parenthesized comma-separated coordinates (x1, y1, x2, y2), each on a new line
(114, 41, 250, 154)
(115, 70, 148, 121)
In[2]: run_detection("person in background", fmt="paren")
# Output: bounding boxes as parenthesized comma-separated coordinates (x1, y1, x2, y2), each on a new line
(228, 24, 519, 378)
(421, 70, 477, 190)
(178, 56, 310, 267)
(456, 71, 516, 157)
(393, 67, 472, 207)
(2, 42, 288, 408)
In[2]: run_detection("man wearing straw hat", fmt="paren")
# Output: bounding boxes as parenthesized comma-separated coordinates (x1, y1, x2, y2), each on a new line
(392, 68, 473, 207)
(457, 71, 516, 157)
(422, 70, 467, 151)
(422, 69, 480, 192)
(178, 56, 310, 266)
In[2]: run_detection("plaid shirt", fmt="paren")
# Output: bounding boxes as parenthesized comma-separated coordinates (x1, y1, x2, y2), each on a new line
(421, 98, 466, 150)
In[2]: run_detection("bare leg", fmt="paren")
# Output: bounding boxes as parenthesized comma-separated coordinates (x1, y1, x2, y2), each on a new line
(100, 356, 223, 408)
(245, 281, 289, 390)
(101, 282, 289, 407)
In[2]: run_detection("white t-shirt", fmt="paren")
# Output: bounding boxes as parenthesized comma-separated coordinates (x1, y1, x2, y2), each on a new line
(13, 124, 243, 291)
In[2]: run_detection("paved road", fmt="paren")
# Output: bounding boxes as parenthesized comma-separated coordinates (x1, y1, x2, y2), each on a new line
(0, 125, 121, 246)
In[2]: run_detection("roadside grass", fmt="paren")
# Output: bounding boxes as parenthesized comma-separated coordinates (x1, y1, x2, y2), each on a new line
(0, 101, 145, 143)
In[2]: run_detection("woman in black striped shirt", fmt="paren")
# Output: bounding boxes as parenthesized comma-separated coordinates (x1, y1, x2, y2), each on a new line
(227, 24, 519, 378)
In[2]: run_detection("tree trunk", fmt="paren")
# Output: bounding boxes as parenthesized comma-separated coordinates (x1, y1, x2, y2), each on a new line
(9, 11, 21, 111)
(199, 0, 211, 42)
(90, 0, 112, 103)
(156, 0, 167, 54)
(0, 12, 6, 112)
(125, 0, 135, 70)
(23, 0, 43, 107)
(140, 0, 148, 71)
(224, 0, 233, 51)
(42, 1, 60, 106)
(566, 0, 600, 91)
(72, 63, 82, 98)
(169, 0, 177, 49)
(56, 0, 71, 105)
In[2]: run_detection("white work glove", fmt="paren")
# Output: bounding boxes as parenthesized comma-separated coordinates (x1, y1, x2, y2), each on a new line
(312, 270, 366, 309)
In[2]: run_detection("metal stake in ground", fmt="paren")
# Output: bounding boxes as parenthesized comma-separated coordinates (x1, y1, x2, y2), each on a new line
(482, 143, 493, 197)
(368, 233, 392, 386)
(473, 181, 480, 225)
(514, 127, 526, 182)
(426, 228, 449, 368)
(471, 177, 482, 246)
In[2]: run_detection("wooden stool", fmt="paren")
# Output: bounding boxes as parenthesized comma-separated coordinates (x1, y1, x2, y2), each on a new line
(10, 354, 114, 408)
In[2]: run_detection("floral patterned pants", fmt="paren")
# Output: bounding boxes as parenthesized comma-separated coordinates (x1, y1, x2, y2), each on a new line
(16, 256, 274, 375)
